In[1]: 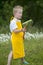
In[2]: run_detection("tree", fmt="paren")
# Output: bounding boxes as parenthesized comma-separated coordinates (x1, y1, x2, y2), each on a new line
(0, 0, 43, 28)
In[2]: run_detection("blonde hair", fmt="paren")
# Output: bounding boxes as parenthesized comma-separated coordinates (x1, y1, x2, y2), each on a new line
(13, 5, 23, 15)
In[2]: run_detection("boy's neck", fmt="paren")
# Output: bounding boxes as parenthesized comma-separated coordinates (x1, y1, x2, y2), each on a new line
(14, 17, 19, 20)
(13, 17, 21, 21)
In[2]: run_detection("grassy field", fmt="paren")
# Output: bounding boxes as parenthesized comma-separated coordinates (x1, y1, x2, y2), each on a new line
(0, 38, 43, 65)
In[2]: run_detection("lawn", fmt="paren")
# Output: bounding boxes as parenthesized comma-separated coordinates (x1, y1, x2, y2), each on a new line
(0, 38, 43, 65)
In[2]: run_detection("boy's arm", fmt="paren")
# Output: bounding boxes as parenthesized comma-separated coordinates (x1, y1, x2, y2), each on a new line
(13, 26, 26, 33)
(13, 29, 22, 33)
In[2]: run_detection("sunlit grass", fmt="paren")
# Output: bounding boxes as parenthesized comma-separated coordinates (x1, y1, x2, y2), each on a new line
(0, 38, 43, 65)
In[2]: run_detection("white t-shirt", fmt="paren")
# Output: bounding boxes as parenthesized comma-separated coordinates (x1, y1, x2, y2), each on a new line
(10, 18, 21, 32)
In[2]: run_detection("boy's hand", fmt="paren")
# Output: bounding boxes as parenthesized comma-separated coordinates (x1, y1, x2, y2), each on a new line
(22, 26, 26, 32)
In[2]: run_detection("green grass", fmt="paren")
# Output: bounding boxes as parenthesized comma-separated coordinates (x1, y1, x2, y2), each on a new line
(0, 25, 43, 34)
(0, 38, 43, 65)
(0, 26, 10, 34)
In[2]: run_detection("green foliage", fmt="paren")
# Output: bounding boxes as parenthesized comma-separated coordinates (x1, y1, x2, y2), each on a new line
(0, 0, 43, 33)
(0, 38, 43, 65)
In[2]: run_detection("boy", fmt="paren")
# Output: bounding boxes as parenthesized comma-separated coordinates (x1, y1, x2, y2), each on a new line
(7, 5, 29, 65)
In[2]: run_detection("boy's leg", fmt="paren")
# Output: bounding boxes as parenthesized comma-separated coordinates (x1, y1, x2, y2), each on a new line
(21, 57, 25, 63)
(21, 58, 29, 64)
(7, 51, 12, 65)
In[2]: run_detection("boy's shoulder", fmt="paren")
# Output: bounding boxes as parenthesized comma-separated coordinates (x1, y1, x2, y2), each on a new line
(10, 18, 21, 23)
(10, 18, 16, 23)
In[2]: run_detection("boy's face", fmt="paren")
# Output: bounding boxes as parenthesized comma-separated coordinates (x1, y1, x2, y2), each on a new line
(14, 9, 23, 19)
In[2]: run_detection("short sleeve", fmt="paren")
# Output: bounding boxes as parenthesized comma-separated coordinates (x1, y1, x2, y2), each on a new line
(10, 20, 18, 32)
